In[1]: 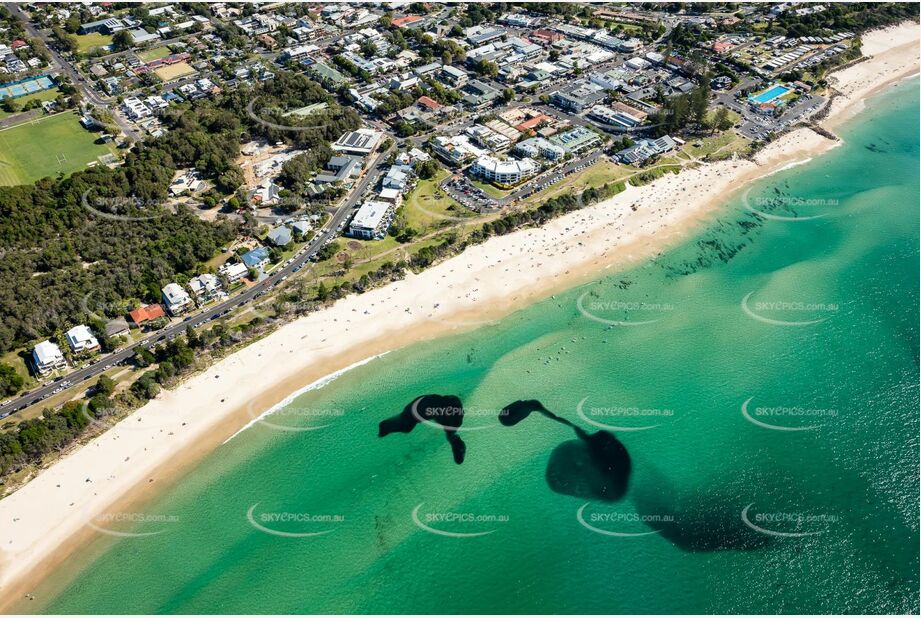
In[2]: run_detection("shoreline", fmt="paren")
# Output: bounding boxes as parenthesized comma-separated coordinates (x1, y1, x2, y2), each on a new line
(1, 21, 918, 612)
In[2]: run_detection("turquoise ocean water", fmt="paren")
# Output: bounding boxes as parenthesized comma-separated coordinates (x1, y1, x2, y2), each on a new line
(28, 78, 919, 614)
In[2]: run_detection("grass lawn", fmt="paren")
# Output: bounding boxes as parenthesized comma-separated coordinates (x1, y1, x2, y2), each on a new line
(333, 236, 403, 271)
(204, 249, 235, 271)
(0, 88, 61, 121)
(75, 32, 112, 54)
(471, 179, 513, 199)
(403, 169, 474, 232)
(519, 159, 632, 208)
(0, 111, 116, 186)
(605, 22, 644, 34)
(137, 46, 172, 62)
(0, 349, 37, 396)
(682, 130, 750, 160)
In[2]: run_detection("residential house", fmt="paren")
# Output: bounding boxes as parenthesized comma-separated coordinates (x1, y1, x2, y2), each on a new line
(266, 226, 293, 247)
(241, 246, 271, 270)
(189, 273, 222, 303)
(128, 304, 166, 327)
(65, 325, 100, 354)
(162, 282, 193, 316)
(381, 165, 412, 192)
(219, 261, 249, 284)
(33, 340, 66, 374)
(104, 317, 130, 338)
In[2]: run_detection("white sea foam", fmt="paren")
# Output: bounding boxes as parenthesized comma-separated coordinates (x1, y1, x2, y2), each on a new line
(222, 352, 389, 444)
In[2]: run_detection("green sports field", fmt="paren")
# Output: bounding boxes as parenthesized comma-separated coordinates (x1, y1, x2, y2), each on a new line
(75, 32, 112, 54)
(137, 46, 172, 62)
(0, 112, 116, 186)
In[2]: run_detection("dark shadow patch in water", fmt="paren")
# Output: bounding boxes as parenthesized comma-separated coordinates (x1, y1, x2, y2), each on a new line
(378, 394, 466, 463)
(632, 464, 773, 551)
(500, 399, 631, 502)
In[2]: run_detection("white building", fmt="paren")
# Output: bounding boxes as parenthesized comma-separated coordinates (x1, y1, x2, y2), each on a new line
(625, 57, 651, 71)
(33, 340, 66, 374)
(514, 137, 565, 161)
(588, 103, 646, 128)
(162, 282, 193, 316)
(332, 128, 384, 155)
(65, 325, 100, 354)
(349, 200, 395, 240)
(467, 125, 511, 152)
(430, 135, 488, 166)
(189, 273, 222, 303)
(219, 261, 248, 284)
(122, 96, 152, 120)
(471, 156, 539, 185)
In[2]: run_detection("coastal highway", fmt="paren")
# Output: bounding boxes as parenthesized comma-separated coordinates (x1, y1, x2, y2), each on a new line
(0, 148, 391, 420)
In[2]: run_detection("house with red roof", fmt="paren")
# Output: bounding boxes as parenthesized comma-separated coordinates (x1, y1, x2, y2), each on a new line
(417, 95, 442, 112)
(128, 304, 166, 326)
(391, 15, 424, 28)
(515, 114, 550, 133)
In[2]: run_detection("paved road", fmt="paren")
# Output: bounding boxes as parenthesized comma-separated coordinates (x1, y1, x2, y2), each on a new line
(0, 147, 390, 420)
(8, 3, 141, 141)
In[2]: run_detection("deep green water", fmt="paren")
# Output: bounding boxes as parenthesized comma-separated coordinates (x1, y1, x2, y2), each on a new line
(31, 78, 919, 614)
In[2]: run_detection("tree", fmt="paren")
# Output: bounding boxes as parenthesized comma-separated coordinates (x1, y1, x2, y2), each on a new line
(0, 362, 23, 397)
(501, 88, 515, 104)
(112, 30, 134, 52)
(690, 86, 709, 126)
(714, 106, 733, 132)
(51, 25, 78, 53)
(473, 60, 498, 78)
(95, 375, 115, 397)
(415, 159, 439, 180)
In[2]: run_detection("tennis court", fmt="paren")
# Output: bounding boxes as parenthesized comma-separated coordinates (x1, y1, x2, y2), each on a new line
(0, 75, 55, 100)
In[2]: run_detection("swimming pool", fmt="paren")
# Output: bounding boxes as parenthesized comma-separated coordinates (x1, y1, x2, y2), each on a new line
(749, 84, 792, 104)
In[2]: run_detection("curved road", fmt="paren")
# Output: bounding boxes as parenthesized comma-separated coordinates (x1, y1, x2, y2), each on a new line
(8, 2, 141, 140)
(0, 148, 390, 419)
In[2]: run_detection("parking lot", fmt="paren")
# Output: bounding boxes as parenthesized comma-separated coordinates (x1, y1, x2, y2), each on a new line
(440, 149, 605, 212)
(716, 83, 827, 141)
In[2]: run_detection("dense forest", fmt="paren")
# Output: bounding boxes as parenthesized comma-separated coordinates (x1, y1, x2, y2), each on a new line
(761, 2, 919, 37)
(0, 72, 360, 355)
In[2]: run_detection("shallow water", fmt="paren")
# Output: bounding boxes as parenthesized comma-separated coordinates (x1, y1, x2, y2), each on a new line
(32, 78, 920, 614)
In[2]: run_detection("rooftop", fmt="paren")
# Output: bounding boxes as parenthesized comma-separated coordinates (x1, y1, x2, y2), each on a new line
(129, 304, 166, 324)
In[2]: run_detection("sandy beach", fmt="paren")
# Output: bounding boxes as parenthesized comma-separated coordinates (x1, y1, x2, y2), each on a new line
(0, 21, 917, 610)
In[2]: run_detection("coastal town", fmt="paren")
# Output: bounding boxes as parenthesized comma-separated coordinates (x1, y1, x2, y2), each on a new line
(0, 2, 917, 614)
(0, 1, 916, 491)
